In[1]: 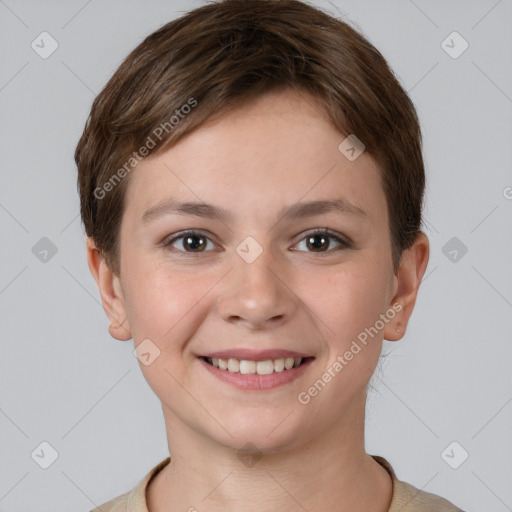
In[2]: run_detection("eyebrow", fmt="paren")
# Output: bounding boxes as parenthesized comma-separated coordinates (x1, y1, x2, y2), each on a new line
(141, 198, 369, 225)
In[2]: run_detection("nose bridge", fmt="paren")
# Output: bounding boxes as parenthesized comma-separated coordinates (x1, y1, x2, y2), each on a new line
(216, 242, 296, 328)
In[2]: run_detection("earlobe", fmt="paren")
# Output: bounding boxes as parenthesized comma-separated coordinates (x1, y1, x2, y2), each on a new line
(86, 237, 132, 341)
(384, 232, 430, 342)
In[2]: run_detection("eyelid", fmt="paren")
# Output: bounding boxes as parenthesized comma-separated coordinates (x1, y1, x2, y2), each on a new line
(291, 228, 352, 252)
(162, 229, 221, 253)
(296, 227, 350, 244)
(163, 228, 352, 255)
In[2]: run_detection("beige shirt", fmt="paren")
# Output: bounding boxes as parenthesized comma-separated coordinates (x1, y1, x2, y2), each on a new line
(91, 455, 464, 511)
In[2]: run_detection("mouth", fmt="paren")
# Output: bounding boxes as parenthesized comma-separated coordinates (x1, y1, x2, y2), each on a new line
(201, 355, 314, 375)
(197, 349, 315, 390)
(199, 354, 315, 390)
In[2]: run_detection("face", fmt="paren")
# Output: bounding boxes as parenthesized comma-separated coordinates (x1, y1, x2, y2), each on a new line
(103, 89, 405, 453)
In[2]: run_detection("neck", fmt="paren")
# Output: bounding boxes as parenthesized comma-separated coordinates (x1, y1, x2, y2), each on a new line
(148, 392, 392, 512)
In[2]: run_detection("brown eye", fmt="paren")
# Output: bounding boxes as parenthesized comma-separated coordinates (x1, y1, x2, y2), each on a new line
(293, 229, 350, 253)
(306, 233, 330, 252)
(182, 234, 206, 251)
(164, 231, 216, 253)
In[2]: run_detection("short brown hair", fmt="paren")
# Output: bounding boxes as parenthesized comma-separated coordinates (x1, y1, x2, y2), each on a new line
(75, 0, 425, 276)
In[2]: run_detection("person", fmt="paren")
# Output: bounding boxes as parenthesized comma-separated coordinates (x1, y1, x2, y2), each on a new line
(75, 0, 464, 510)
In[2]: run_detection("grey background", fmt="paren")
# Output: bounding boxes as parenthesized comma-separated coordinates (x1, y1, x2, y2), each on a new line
(1, 0, 511, 511)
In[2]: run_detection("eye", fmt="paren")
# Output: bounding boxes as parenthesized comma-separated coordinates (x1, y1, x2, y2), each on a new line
(162, 228, 351, 256)
(292, 228, 351, 254)
(163, 230, 217, 253)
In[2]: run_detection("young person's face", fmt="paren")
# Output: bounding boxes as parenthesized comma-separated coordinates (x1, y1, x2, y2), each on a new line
(90, 89, 428, 452)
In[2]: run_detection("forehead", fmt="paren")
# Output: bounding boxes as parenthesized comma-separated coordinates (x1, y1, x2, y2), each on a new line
(123, 89, 386, 227)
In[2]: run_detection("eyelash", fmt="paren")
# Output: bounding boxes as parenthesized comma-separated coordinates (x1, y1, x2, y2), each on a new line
(162, 228, 351, 256)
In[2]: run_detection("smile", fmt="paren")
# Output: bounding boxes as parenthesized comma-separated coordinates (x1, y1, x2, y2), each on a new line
(204, 356, 305, 375)
(199, 353, 315, 390)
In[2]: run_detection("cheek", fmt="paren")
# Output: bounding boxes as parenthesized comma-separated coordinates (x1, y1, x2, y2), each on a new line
(122, 261, 216, 349)
(310, 261, 389, 356)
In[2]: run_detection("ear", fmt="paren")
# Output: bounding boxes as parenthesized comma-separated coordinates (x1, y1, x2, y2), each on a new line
(384, 232, 430, 341)
(86, 237, 132, 341)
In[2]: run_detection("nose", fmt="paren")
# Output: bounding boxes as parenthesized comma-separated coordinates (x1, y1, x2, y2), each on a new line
(216, 247, 297, 330)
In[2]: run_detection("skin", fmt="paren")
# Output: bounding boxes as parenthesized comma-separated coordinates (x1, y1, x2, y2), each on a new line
(87, 88, 429, 512)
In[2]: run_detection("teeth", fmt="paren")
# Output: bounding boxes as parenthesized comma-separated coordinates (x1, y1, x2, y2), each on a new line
(256, 360, 274, 375)
(206, 356, 304, 374)
(228, 358, 240, 372)
(239, 360, 256, 374)
(274, 358, 285, 372)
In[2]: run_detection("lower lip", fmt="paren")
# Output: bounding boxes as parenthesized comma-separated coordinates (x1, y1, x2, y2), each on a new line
(199, 357, 314, 390)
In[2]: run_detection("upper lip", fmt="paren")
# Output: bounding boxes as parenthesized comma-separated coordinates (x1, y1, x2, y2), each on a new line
(201, 349, 313, 361)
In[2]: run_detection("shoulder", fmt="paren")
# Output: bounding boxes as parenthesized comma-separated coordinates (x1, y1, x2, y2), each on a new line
(371, 455, 465, 512)
(90, 492, 129, 512)
(89, 457, 171, 512)
(392, 478, 464, 511)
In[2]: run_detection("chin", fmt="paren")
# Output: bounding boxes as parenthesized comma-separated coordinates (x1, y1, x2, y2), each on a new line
(211, 415, 308, 455)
